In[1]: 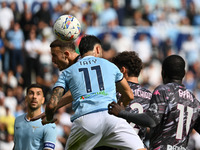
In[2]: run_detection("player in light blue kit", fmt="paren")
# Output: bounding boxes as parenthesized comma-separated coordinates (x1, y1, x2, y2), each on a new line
(13, 84, 57, 150)
(44, 35, 146, 150)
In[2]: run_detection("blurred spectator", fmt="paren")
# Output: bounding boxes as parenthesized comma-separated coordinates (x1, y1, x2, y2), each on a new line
(14, 85, 25, 118)
(140, 59, 162, 91)
(82, 1, 98, 27)
(183, 70, 197, 92)
(0, 1, 14, 32)
(111, 32, 133, 53)
(68, 3, 82, 25)
(0, 132, 14, 150)
(62, 0, 73, 14)
(20, 3, 35, 40)
(37, 31, 52, 72)
(134, 33, 152, 64)
(99, 0, 118, 27)
(52, 3, 63, 23)
(167, 7, 183, 25)
(33, 1, 52, 31)
(1, 70, 18, 89)
(132, 10, 149, 26)
(187, 1, 196, 26)
(159, 38, 175, 60)
(179, 34, 200, 68)
(4, 86, 18, 116)
(14, 85, 25, 105)
(15, 64, 25, 86)
(142, 4, 156, 25)
(0, 107, 15, 136)
(24, 29, 42, 87)
(10, 1, 22, 23)
(36, 31, 54, 98)
(56, 106, 72, 148)
(5, 22, 24, 74)
(112, 0, 125, 26)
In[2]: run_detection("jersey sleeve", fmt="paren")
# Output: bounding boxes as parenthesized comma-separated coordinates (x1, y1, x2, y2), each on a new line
(146, 87, 168, 125)
(53, 70, 70, 92)
(43, 124, 57, 150)
(112, 63, 123, 82)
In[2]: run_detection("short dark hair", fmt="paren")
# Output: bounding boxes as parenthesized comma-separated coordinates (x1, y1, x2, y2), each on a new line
(79, 35, 101, 56)
(26, 84, 44, 95)
(112, 51, 143, 77)
(50, 39, 76, 52)
(162, 55, 185, 80)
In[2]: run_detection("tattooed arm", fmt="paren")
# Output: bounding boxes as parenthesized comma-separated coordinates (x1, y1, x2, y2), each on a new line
(45, 87, 65, 121)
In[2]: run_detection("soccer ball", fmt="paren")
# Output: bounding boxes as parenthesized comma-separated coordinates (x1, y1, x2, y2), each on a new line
(53, 15, 81, 41)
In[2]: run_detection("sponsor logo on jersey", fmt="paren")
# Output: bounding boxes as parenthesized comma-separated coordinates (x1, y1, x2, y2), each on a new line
(80, 90, 108, 100)
(167, 145, 186, 150)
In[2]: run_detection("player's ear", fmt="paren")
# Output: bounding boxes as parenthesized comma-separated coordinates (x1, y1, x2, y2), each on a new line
(95, 44, 102, 57)
(120, 66, 126, 74)
(64, 51, 69, 59)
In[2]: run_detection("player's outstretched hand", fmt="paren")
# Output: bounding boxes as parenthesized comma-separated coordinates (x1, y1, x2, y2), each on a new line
(41, 116, 57, 125)
(30, 112, 57, 125)
(108, 101, 125, 116)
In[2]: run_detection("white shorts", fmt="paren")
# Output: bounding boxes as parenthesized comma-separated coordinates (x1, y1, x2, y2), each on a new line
(65, 110, 144, 150)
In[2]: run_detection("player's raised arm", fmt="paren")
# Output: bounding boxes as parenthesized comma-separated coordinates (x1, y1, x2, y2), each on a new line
(55, 90, 73, 110)
(45, 86, 65, 121)
(31, 89, 74, 121)
(116, 78, 134, 106)
(108, 101, 156, 128)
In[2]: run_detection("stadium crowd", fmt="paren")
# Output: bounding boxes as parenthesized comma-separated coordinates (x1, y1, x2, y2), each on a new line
(0, 0, 200, 149)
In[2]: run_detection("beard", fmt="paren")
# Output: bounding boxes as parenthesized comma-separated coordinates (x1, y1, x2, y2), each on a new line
(28, 104, 41, 111)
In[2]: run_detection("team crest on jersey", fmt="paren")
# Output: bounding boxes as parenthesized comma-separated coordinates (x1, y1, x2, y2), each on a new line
(32, 126, 39, 132)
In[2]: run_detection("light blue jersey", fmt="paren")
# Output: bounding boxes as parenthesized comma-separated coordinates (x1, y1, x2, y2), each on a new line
(54, 56, 123, 121)
(14, 113, 57, 150)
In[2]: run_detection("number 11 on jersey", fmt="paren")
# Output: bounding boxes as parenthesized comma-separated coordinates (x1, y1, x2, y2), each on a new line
(79, 65, 105, 93)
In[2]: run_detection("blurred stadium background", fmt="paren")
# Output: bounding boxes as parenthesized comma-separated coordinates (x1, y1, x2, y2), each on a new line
(1, 0, 200, 149)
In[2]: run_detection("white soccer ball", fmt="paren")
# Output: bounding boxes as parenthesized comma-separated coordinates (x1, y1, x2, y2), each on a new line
(53, 15, 81, 41)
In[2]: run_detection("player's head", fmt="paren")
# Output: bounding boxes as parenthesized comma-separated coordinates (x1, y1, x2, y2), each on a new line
(112, 51, 143, 78)
(79, 35, 102, 57)
(162, 55, 185, 84)
(50, 39, 77, 71)
(26, 84, 45, 111)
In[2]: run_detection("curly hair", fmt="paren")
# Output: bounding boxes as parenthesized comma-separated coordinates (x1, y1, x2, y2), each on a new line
(112, 51, 143, 77)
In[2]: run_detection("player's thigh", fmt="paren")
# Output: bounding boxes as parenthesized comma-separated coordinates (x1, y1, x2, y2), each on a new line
(100, 114, 145, 150)
(65, 113, 104, 150)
